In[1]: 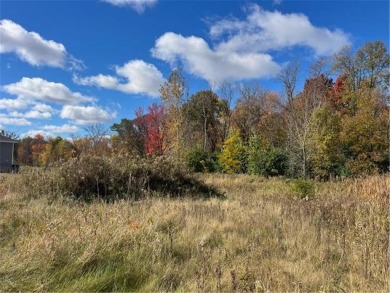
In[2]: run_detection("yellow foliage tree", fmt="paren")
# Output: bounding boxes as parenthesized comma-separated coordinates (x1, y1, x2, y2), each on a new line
(340, 87, 389, 175)
(218, 130, 246, 174)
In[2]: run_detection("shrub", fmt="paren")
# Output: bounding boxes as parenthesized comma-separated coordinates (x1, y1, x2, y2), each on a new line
(186, 149, 220, 173)
(58, 154, 222, 201)
(291, 179, 315, 199)
(247, 136, 287, 177)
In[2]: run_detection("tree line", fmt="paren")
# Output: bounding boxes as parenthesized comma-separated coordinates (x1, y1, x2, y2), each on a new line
(10, 41, 390, 179)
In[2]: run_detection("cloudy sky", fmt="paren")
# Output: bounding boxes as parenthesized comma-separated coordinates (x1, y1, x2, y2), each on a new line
(0, 0, 388, 138)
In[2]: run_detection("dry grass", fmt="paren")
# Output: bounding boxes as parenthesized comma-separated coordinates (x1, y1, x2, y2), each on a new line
(0, 170, 389, 292)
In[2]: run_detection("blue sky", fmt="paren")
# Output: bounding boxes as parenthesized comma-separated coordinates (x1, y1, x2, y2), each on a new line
(0, 0, 388, 138)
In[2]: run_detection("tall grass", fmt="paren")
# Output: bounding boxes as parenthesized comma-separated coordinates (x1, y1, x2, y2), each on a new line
(0, 169, 389, 292)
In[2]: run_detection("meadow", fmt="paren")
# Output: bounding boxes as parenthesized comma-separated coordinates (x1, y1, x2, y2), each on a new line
(0, 167, 389, 292)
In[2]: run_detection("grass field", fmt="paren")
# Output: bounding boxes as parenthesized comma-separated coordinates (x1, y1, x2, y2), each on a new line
(0, 170, 389, 292)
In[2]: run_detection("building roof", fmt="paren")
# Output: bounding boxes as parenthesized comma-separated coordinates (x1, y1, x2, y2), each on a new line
(0, 134, 19, 143)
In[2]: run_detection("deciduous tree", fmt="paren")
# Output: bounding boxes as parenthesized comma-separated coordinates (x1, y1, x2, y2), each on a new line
(340, 87, 389, 175)
(283, 75, 333, 177)
(111, 119, 144, 156)
(159, 68, 188, 158)
(185, 90, 226, 153)
(307, 105, 343, 178)
(31, 134, 47, 166)
(218, 130, 246, 174)
(17, 136, 33, 165)
(333, 41, 390, 92)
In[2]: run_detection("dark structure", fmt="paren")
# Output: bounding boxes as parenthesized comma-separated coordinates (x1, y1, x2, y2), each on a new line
(0, 134, 19, 173)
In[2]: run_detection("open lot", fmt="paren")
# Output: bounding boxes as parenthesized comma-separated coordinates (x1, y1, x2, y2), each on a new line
(0, 171, 389, 292)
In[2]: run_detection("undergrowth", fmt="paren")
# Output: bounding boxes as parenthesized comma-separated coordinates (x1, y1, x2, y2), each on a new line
(13, 155, 223, 202)
(0, 171, 389, 292)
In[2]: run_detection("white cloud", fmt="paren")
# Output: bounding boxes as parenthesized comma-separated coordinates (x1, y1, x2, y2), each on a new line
(0, 116, 31, 126)
(0, 98, 27, 110)
(23, 130, 51, 138)
(115, 60, 165, 96)
(152, 32, 280, 86)
(32, 103, 55, 113)
(6, 103, 56, 119)
(42, 124, 80, 134)
(60, 105, 116, 125)
(151, 5, 350, 86)
(74, 74, 119, 89)
(23, 126, 80, 139)
(0, 19, 83, 69)
(102, 0, 157, 13)
(26, 111, 52, 119)
(74, 60, 165, 97)
(8, 110, 52, 119)
(209, 4, 350, 56)
(3, 77, 95, 105)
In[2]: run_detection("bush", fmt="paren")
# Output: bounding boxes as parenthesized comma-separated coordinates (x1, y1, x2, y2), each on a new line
(247, 147, 287, 177)
(291, 179, 315, 199)
(246, 136, 287, 177)
(58, 154, 222, 201)
(186, 149, 220, 173)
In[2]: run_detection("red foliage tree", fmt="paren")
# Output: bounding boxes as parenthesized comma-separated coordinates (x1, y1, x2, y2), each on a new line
(134, 103, 165, 156)
(328, 74, 349, 112)
(145, 103, 165, 156)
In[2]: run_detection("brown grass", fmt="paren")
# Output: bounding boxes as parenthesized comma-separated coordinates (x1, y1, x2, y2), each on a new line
(0, 170, 389, 292)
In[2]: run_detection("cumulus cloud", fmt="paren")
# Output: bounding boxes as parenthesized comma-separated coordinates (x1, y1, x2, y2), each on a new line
(22, 130, 51, 138)
(74, 60, 165, 97)
(18, 121, 81, 138)
(8, 110, 52, 119)
(0, 98, 27, 110)
(74, 74, 119, 89)
(60, 105, 116, 125)
(26, 110, 52, 119)
(102, 0, 157, 13)
(151, 4, 350, 85)
(152, 32, 280, 86)
(209, 4, 350, 56)
(0, 19, 83, 70)
(6, 103, 56, 119)
(31, 103, 56, 113)
(24, 126, 80, 138)
(0, 116, 31, 126)
(41, 124, 80, 134)
(3, 77, 95, 105)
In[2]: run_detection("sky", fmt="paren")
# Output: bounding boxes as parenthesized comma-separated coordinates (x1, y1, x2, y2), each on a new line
(0, 0, 388, 138)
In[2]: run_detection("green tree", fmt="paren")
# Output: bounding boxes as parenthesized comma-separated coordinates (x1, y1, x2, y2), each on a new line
(247, 135, 287, 177)
(41, 136, 75, 166)
(307, 105, 343, 178)
(186, 148, 219, 173)
(185, 90, 227, 153)
(111, 118, 144, 156)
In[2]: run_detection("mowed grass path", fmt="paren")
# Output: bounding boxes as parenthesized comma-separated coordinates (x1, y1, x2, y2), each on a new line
(0, 173, 389, 292)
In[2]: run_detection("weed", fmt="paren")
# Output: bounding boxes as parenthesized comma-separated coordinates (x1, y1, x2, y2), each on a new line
(0, 173, 388, 292)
